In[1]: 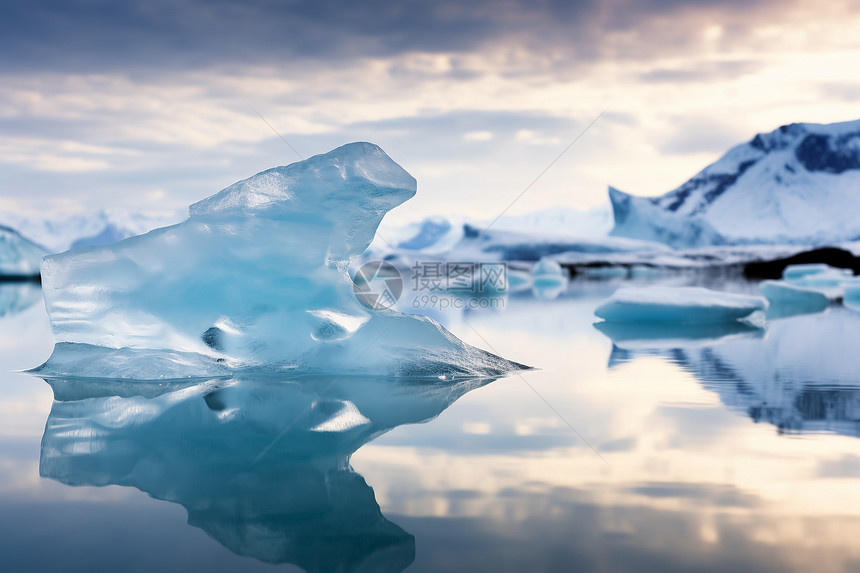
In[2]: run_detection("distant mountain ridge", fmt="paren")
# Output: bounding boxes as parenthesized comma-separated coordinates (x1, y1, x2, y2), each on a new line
(0, 209, 184, 253)
(610, 119, 860, 248)
(0, 224, 43, 276)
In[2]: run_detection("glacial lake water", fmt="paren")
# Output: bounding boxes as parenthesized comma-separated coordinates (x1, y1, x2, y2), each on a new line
(1, 275, 859, 572)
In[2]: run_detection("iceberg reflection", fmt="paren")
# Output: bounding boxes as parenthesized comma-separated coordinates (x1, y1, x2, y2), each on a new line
(0, 282, 41, 318)
(39, 374, 497, 571)
(603, 307, 860, 438)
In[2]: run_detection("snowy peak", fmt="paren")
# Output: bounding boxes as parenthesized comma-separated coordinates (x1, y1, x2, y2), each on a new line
(610, 119, 860, 247)
(0, 208, 184, 254)
(0, 224, 43, 276)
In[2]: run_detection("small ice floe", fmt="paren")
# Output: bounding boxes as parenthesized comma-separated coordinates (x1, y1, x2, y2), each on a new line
(844, 282, 860, 311)
(531, 258, 567, 300)
(759, 279, 830, 318)
(781, 263, 853, 300)
(594, 286, 767, 324)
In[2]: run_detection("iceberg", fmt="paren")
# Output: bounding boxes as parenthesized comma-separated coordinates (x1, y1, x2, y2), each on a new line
(34, 143, 526, 379)
(749, 263, 860, 314)
(759, 280, 830, 315)
(530, 257, 567, 300)
(0, 225, 43, 276)
(780, 263, 853, 300)
(594, 286, 767, 324)
(782, 263, 846, 281)
(531, 257, 566, 283)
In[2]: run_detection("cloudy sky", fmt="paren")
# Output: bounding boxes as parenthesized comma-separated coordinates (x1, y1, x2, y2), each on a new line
(2, 0, 859, 224)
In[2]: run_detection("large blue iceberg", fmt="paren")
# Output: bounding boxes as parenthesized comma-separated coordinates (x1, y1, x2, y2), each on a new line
(34, 143, 525, 379)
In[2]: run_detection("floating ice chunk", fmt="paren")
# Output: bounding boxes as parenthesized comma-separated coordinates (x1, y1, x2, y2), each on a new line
(759, 280, 829, 316)
(532, 257, 564, 277)
(782, 263, 851, 281)
(35, 143, 527, 379)
(783, 266, 853, 300)
(532, 257, 567, 286)
(781, 263, 853, 299)
(845, 283, 860, 310)
(594, 286, 767, 324)
(529, 258, 567, 300)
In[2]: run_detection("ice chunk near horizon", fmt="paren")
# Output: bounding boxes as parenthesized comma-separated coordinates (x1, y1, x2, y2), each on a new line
(759, 280, 830, 317)
(844, 283, 860, 311)
(33, 143, 527, 380)
(594, 286, 767, 324)
(782, 263, 853, 300)
(532, 257, 565, 280)
(782, 263, 849, 281)
(531, 258, 567, 300)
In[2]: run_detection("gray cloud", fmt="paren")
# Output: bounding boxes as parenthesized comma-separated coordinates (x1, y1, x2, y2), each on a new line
(0, 0, 805, 74)
(639, 60, 762, 84)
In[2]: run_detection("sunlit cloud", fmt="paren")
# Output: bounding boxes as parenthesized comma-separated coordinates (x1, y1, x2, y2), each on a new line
(1, 0, 858, 219)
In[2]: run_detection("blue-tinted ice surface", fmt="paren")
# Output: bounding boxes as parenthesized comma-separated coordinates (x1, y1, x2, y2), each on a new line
(33, 143, 526, 379)
(595, 286, 767, 324)
(759, 280, 830, 315)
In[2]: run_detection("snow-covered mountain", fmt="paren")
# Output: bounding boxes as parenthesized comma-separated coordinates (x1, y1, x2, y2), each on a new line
(0, 225, 44, 276)
(0, 209, 184, 254)
(610, 119, 860, 248)
(368, 204, 615, 261)
(482, 204, 613, 237)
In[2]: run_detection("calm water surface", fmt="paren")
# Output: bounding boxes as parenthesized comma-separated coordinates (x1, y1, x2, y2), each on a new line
(1, 277, 859, 572)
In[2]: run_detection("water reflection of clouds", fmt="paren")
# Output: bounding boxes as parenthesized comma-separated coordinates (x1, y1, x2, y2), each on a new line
(349, 293, 860, 570)
(599, 306, 860, 439)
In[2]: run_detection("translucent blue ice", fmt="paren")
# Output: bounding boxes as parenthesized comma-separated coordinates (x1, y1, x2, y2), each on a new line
(34, 143, 526, 379)
(594, 286, 767, 324)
